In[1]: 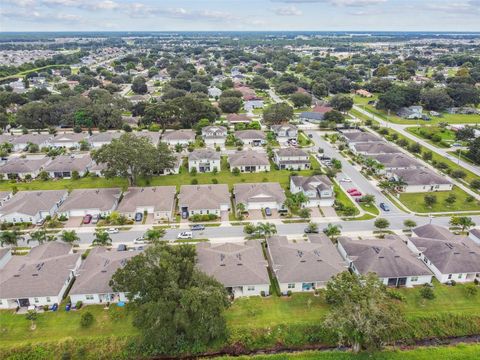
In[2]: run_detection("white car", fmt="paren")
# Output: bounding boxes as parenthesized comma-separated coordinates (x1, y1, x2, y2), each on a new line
(133, 237, 146, 244)
(177, 231, 193, 240)
(340, 177, 352, 182)
(106, 228, 119, 234)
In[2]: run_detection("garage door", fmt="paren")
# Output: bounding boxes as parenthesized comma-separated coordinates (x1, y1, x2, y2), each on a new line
(247, 202, 277, 210)
(69, 209, 100, 217)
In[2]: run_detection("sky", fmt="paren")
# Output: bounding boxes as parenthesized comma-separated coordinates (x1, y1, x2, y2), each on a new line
(1, 0, 480, 32)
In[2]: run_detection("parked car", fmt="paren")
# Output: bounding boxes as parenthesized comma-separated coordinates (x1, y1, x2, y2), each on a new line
(350, 191, 362, 197)
(308, 134, 313, 138)
(117, 244, 127, 251)
(177, 231, 193, 239)
(347, 188, 358, 194)
(133, 237, 145, 244)
(135, 212, 143, 222)
(380, 202, 390, 212)
(340, 177, 352, 182)
(265, 207, 272, 216)
(191, 224, 205, 231)
(91, 214, 100, 224)
(82, 214, 92, 224)
(181, 211, 188, 219)
(304, 226, 319, 234)
(106, 228, 119, 234)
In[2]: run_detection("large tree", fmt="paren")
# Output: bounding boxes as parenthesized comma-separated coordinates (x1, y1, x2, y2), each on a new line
(92, 133, 176, 185)
(467, 137, 480, 165)
(110, 243, 229, 354)
(324, 272, 404, 353)
(262, 103, 294, 125)
(131, 76, 147, 94)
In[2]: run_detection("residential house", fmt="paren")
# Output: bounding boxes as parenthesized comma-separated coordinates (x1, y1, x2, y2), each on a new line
(341, 130, 382, 144)
(69, 247, 140, 305)
(233, 183, 286, 211)
(227, 113, 252, 125)
(337, 235, 433, 287)
(235, 130, 266, 146)
(0, 156, 51, 180)
(407, 224, 480, 283)
(196, 241, 270, 298)
(0, 191, 13, 207)
(355, 89, 373, 98)
(266, 234, 347, 294)
(44, 154, 92, 179)
(299, 105, 333, 123)
(228, 150, 270, 173)
(273, 148, 310, 171)
(88, 132, 122, 149)
(0, 242, 81, 309)
(178, 184, 230, 218)
(162, 129, 196, 147)
(208, 87, 222, 98)
(271, 124, 298, 145)
(161, 154, 183, 175)
(117, 186, 176, 221)
(188, 149, 221, 173)
(390, 168, 453, 192)
(58, 188, 121, 218)
(368, 153, 422, 175)
(11, 134, 52, 152)
(244, 99, 264, 112)
(133, 131, 161, 145)
(0, 190, 67, 224)
(397, 106, 430, 120)
(51, 133, 89, 149)
(351, 142, 401, 156)
(290, 175, 334, 207)
(201, 126, 227, 148)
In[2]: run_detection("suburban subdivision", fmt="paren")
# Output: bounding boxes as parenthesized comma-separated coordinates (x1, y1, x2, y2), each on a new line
(0, 22, 480, 360)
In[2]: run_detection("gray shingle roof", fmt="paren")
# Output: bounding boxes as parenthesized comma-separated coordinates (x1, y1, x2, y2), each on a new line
(229, 150, 269, 167)
(70, 247, 139, 295)
(189, 149, 221, 161)
(338, 235, 432, 278)
(234, 182, 286, 206)
(392, 168, 451, 186)
(117, 186, 176, 213)
(413, 224, 455, 241)
(267, 235, 347, 284)
(274, 147, 309, 158)
(235, 130, 266, 140)
(52, 133, 88, 144)
(291, 175, 333, 192)
(58, 188, 121, 212)
(0, 190, 67, 217)
(44, 154, 92, 173)
(352, 142, 401, 154)
(0, 242, 79, 298)
(342, 131, 382, 143)
(88, 132, 122, 143)
(369, 153, 422, 168)
(162, 129, 196, 141)
(0, 157, 50, 174)
(196, 241, 270, 287)
(11, 134, 51, 146)
(178, 184, 230, 211)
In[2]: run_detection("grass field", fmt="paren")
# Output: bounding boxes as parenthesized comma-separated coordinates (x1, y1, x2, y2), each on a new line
(354, 103, 480, 125)
(1, 282, 479, 347)
(406, 126, 459, 148)
(0, 166, 316, 193)
(398, 186, 480, 213)
(0, 64, 70, 81)
(220, 344, 480, 360)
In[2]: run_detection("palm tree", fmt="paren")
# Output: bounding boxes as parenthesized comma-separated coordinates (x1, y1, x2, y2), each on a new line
(323, 223, 342, 240)
(60, 230, 80, 244)
(144, 228, 165, 242)
(28, 229, 50, 245)
(256, 222, 277, 241)
(0, 230, 23, 248)
(450, 216, 476, 232)
(92, 230, 112, 246)
(236, 203, 246, 219)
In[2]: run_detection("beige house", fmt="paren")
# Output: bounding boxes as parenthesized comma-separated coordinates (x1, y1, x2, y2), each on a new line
(117, 186, 176, 221)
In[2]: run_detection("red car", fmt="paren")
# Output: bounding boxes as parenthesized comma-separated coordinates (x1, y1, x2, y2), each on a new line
(347, 188, 358, 194)
(350, 191, 363, 197)
(82, 214, 92, 224)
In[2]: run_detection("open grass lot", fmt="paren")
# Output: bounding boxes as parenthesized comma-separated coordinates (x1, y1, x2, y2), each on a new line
(2, 283, 479, 347)
(220, 344, 480, 360)
(398, 186, 480, 213)
(0, 166, 315, 193)
(354, 103, 480, 125)
(405, 126, 459, 148)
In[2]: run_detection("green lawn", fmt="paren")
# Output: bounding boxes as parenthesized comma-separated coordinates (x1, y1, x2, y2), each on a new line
(398, 186, 480, 213)
(358, 201, 380, 215)
(0, 166, 316, 193)
(354, 103, 480, 125)
(0, 64, 70, 81)
(406, 126, 459, 148)
(221, 344, 480, 360)
(333, 183, 360, 217)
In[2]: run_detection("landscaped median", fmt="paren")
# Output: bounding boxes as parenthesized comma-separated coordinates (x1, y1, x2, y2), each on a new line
(1, 283, 480, 359)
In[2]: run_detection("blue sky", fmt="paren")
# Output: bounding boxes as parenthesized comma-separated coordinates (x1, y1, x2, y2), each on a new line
(1, 0, 480, 32)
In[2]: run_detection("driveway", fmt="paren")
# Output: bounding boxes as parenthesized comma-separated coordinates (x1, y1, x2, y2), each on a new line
(319, 206, 337, 217)
(64, 216, 83, 228)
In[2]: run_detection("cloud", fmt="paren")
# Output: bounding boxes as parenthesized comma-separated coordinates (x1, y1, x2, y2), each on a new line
(424, 0, 480, 14)
(0, 7, 82, 22)
(271, 0, 386, 6)
(274, 5, 303, 15)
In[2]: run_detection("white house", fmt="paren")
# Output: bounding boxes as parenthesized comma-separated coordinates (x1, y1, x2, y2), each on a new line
(0, 190, 68, 224)
(290, 175, 335, 207)
(51, 133, 89, 149)
(266, 235, 347, 294)
(407, 224, 480, 283)
(228, 150, 270, 173)
(271, 124, 298, 145)
(233, 182, 286, 211)
(337, 235, 433, 288)
(201, 126, 227, 148)
(234, 130, 266, 147)
(188, 149, 221, 173)
(69, 247, 140, 305)
(390, 168, 453, 193)
(117, 186, 176, 221)
(11, 134, 52, 152)
(44, 154, 92, 179)
(162, 129, 196, 147)
(0, 156, 51, 180)
(273, 148, 310, 171)
(196, 241, 270, 298)
(88, 132, 122, 149)
(58, 188, 121, 218)
(0, 242, 81, 309)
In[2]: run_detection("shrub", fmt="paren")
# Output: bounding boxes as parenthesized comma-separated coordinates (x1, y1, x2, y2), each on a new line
(232, 167, 240, 176)
(450, 280, 457, 286)
(387, 289, 406, 302)
(76, 301, 83, 309)
(80, 311, 94, 327)
(43, 305, 49, 312)
(211, 178, 218, 184)
(260, 291, 266, 297)
(190, 179, 198, 185)
(465, 284, 478, 297)
(420, 285, 435, 300)
(287, 290, 292, 297)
